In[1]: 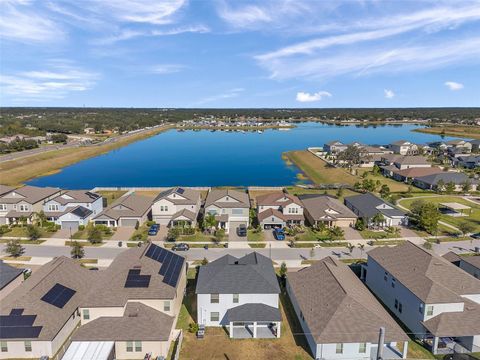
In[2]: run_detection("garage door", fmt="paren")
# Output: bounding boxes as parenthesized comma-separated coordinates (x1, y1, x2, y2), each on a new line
(62, 221, 79, 231)
(120, 218, 139, 227)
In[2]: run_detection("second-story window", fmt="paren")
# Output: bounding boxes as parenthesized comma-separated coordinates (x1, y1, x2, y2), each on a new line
(426, 306, 433, 316)
(48, 204, 59, 211)
(82, 309, 90, 320)
(164, 301, 170, 312)
(19, 204, 29, 212)
(211, 294, 219, 303)
(0, 204, 6, 211)
(233, 294, 239, 303)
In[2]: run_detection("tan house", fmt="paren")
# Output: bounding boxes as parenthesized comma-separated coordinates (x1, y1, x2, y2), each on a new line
(0, 243, 186, 360)
(0, 186, 62, 225)
(256, 192, 304, 229)
(93, 193, 152, 227)
(299, 194, 357, 228)
(151, 187, 201, 227)
(204, 189, 250, 234)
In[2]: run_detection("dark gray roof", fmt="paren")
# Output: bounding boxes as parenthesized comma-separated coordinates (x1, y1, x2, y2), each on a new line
(0, 261, 23, 290)
(415, 172, 474, 186)
(225, 303, 281, 322)
(69, 206, 93, 219)
(196, 252, 280, 294)
(344, 193, 405, 218)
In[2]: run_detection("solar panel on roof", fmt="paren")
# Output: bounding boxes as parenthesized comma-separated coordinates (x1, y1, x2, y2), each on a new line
(0, 314, 36, 327)
(124, 269, 151, 288)
(159, 252, 174, 275)
(41, 283, 76, 309)
(177, 188, 185, 194)
(0, 326, 42, 339)
(166, 258, 184, 287)
(158, 247, 167, 262)
(162, 256, 179, 283)
(10, 309, 24, 316)
(145, 244, 155, 258)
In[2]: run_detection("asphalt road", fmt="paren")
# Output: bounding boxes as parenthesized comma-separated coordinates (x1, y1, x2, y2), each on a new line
(1, 239, 478, 262)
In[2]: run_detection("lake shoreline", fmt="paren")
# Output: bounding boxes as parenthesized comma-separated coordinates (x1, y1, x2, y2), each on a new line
(412, 126, 480, 139)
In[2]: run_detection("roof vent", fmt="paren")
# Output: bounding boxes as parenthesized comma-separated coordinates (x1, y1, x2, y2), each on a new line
(234, 261, 239, 265)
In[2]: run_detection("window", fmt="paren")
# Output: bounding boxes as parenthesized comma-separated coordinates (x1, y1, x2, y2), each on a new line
(210, 312, 219, 322)
(233, 294, 239, 303)
(336, 343, 343, 354)
(126, 341, 133, 352)
(359, 343, 367, 353)
(384, 272, 388, 281)
(135, 341, 142, 352)
(19, 204, 29, 211)
(391, 278, 396, 288)
(24, 341, 32, 352)
(399, 303, 403, 313)
(164, 301, 171, 312)
(419, 303, 424, 314)
(0, 204, 6, 211)
(394, 299, 398, 309)
(82, 309, 90, 320)
(1, 342, 7, 352)
(48, 204, 59, 211)
(211, 294, 219, 303)
(426, 306, 434, 316)
(232, 208, 243, 215)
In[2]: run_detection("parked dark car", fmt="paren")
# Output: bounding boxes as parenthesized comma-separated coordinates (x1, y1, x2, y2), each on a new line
(273, 228, 285, 241)
(236, 224, 247, 237)
(148, 224, 160, 236)
(471, 232, 480, 239)
(172, 243, 190, 251)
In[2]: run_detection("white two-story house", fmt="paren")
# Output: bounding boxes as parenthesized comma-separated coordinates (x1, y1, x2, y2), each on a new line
(204, 189, 250, 234)
(0, 186, 61, 225)
(151, 187, 201, 227)
(255, 192, 304, 229)
(196, 252, 281, 339)
(364, 242, 480, 355)
(43, 190, 103, 231)
(390, 140, 418, 155)
(288, 257, 409, 360)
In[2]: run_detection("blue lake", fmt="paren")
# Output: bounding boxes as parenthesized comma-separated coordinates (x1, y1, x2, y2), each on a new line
(27, 123, 459, 188)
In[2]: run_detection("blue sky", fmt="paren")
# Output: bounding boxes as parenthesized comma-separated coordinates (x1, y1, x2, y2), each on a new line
(1, 0, 479, 108)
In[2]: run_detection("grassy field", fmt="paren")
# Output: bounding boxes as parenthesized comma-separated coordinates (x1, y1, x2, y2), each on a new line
(0, 226, 55, 239)
(0, 125, 173, 185)
(285, 150, 358, 185)
(247, 229, 265, 242)
(399, 195, 480, 232)
(413, 125, 480, 139)
(97, 191, 127, 205)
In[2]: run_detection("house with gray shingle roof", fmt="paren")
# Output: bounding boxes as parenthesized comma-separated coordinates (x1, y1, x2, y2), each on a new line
(0, 185, 62, 225)
(299, 194, 357, 228)
(151, 187, 201, 227)
(92, 193, 152, 227)
(196, 252, 281, 338)
(344, 193, 407, 227)
(287, 257, 408, 360)
(0, 260, 23, 301)
(443, 253, 480, 279)
(365, 242, 480, 355)
(43, 190, 103, 231)
(0, 243, 186, 360)
(204, 189, 250, 234)
(413, 172, 478, 192)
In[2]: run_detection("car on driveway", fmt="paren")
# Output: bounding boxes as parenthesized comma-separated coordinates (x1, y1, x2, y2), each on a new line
(471, 232, 480, 239)
(148, 224, 160, 236)
(172, 243, 189, 251)
(273, 228, 285, 241)
(236, 224, 247, 237)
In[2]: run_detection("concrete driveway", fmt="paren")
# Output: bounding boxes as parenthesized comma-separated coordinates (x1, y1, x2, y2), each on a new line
(229, 222, 248, 242)
(148, 226, 168, 241)
(342, 226, 362, 241)
(264, 229, 276, 242)
(110, 227, 136, 241)
(51, 228, 73, 239)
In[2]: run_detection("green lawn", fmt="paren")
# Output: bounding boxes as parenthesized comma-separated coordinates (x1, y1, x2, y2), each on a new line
(180, 232, 216, 242)
(399, 195, 480, 233)
(247, 229, 265, 242)
(130, 224, 149, 241)
(291, 227, 344, 241)
(72, 227, 115, 240)
(359, 229, 399, 239)
(0, 226, 55, 239)
(96, 191, 127, 206)
(249, 243, 267, 248)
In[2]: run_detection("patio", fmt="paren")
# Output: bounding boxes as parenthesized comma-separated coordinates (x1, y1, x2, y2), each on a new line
(230, 323, 278, 339)
(370, 344, 406, 360)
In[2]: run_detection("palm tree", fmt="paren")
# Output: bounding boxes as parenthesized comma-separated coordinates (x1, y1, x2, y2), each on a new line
(358, 243, 365, 257)
(203, 214, 218, 232)
(371, 213, 385, 229)
(33, 210, 47, 227)
(346, 243, 355, 256)
(18, 215, 28, 228)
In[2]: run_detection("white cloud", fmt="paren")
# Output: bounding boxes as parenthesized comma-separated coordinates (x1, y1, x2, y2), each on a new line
(0, 62, 99, 101)
(384, 89, 395, 99)
(150, 64, 186, 74)
(217, 3, 272, 28)
(444, 81, 464, 90)
(296, 91, 332, 103)
(0, 0, 64, 43)
(196, 88, 245, 105)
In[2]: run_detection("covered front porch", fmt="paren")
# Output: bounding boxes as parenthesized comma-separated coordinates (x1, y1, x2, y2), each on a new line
(224, 303, 282, 339)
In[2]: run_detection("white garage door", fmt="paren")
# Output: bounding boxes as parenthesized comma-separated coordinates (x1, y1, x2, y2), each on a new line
(62, 221, 79, 231)
(120, 219, 138, 227)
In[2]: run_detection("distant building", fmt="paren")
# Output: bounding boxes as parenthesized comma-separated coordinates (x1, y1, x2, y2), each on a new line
(390, 140, 418, 155)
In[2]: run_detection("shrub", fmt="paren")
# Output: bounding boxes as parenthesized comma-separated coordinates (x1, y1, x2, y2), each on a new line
(146, 220, 155, 226)
(87, 226, 103, 244)
(78, 225, 85, 231)
(188, 323, 199, 333)
(26, 224, 42, 241)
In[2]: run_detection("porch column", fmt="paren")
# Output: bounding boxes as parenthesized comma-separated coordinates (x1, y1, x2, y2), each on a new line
(432, 337, 439, 355)
(253, 322, 257, 338)
(229, 322, 233, 338)
(402, 341, 409, 359)
(276, 322, 281, 338)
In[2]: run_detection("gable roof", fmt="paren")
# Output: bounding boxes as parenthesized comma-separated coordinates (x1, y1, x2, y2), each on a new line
(0, 186, 61, 205)
(0, 260, 23, 290)
(344, 193, 405, 218)
(153, 187, 200, 205)
(256, 192, 302, 207)
(288, 257, 408, 344)
(391, 140, 412, 146)
(368, 242, 480, 303)
(392, 167, 443, 178)
(196, 252, 280, 294)
(0, 185, 14, 197)
(415, 172, 475, 186)
(461, 255, 480, 271)
(204, 189, 250, 208)
(394, 156, 430, 166)
(299, 194, 357, 221)
(93, 193, 152, 221)
(72, 302, 174, 341)
(51, 190, 100, 205)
